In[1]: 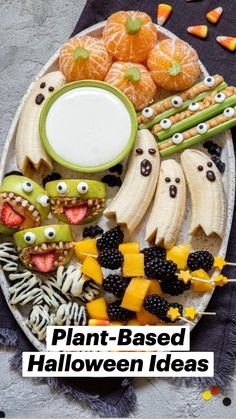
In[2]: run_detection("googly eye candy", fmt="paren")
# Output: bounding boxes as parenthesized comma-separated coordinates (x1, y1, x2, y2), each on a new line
(204, 76, 215, 88)
(197, 123, 208, 134)
(171, 96, 183, 108)
(44, 227, 56, 240)
(214, 92, 226, 104)
(172, 133, 184, 144)
(142, 107, 154, 118)
(56, 182, 68, 194)
(22, 181, 33, 193)
(188, 102, 200, 112)
(160, 119, 172, 129)
(24, 232, 36, 245)
(77, 182, 89, 194)
(223, 107, 235, 118)
(38, 195, 50, 207)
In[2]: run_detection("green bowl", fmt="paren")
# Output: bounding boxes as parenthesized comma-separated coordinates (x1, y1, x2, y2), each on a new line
(39, 80, 138, 173)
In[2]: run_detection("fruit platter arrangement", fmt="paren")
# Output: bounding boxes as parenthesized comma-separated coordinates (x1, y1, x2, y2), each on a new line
(0, 10, 236, 351)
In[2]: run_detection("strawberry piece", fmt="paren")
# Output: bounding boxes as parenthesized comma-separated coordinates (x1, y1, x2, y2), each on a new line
(31, 251, 55, 273)
(1, 202, 24, 227)
(63, 204, 88, 224)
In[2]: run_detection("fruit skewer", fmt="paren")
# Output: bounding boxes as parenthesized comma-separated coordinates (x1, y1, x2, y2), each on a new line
(214, 255, 236, 270)
(184, 306, 216, 320)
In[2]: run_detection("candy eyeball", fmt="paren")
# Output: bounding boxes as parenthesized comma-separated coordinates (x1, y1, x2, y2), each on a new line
(24, 232, 36, 245)
(188, 102, 200, 112)
(38, 195, 50, 207)
(56, 182, 68, 194)
(223, 107, 235, 118)
(197, 123, 208, 134)
(22, 181, 33, 193)
(44, 227, 56, 240)
(142, 107, 154, 118)
(77, 182, 89, 194)
(171, 96, 183, 108)
(214, 92, 226, 104)
(160, 118, 172, 129)
(204, 76, 215, 88)
(172, 133, 184, 144)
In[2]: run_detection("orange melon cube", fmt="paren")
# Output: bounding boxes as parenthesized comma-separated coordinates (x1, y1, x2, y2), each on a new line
(121, 278, 150, 312)
(127, 318, 141, 326)
(74, 239, 98, 262)
(147, 279, 164, 297)
(191, 269, 213, 292)
(123, 253, 144, 277)
(86, 297, 108, 320)
(81, 256, 103, 285)
(119, 242, 140, 255)
(137, 307, 160, 325)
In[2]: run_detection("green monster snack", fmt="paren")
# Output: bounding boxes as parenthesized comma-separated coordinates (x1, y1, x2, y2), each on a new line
(14, 224, 74, 273)
(0, 175, 50, 234)
(45, 179, 106, 225)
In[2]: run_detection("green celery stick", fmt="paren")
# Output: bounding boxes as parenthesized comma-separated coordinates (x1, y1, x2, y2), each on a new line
(157, 94, 236, 142)
(139, 82, 227, 130)
(159, 115, 236, 157)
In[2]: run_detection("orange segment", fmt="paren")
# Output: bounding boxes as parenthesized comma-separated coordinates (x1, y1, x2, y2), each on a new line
(147, 38, 200, 91)
(59, 35, 112, 82)
(102, 11, 157, 63)
(105, 62, 156, 110)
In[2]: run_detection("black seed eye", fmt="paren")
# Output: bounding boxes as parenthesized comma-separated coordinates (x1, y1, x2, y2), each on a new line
(136, 148, 143, 154)
(165, 177, 171, 183)
(40, 82, 46, 88)
(148, 148, 156, 155)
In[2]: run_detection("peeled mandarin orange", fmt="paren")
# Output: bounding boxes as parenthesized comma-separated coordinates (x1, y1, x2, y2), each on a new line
(147, 38, 200, 91)
(102, 11, 157, 63)
(105, 62, 156, 110)
(59, 35, 112, 82)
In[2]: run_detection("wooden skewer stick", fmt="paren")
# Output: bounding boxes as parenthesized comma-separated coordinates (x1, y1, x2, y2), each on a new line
(198, 311, 216, 316)
(179, 316, 195, 326)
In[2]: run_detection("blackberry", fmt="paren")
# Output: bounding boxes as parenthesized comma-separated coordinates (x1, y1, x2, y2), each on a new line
(97, 226, 124, 251)
(160, 275, 191, 296)
(141, 246, 166, 265)
(109, 163, 123, 175)
(103, 274, 128, 298)
(83, 225, 104, 238)
(143, 294, 168, 319)
(42, 172, 61, 187)
(98, 249, 124, 269)
(211, 156, 225, 174)
(107, 300, 134, 322)
(187, 250, 214, 272)
(145, 258, 177, 281)
(162, 302, 183, 323)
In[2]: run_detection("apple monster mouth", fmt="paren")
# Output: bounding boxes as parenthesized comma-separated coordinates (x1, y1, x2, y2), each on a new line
(50, 197, 106, 224)
(0, 193, 41, 228)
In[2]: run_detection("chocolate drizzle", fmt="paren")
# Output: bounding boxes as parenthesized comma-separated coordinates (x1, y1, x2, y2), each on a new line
(206, 170, 216, 182)
(35, 93, 45, 105)
(198, 165, 203, 171)
(169, 185, 177, 198)
(140, 159, 152, 176)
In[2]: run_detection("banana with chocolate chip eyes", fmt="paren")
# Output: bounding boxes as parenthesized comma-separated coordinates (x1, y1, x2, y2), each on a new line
(14, 224, 74, 273)
(0, 175, 50, 234)
(45, 179, 106, 225)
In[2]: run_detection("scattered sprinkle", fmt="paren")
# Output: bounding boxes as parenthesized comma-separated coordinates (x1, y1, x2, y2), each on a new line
(157, 4, 172, 26)
(101, 175, 122, 187)
(206, 7, 223, 24)
(202, 390, 212, 401)
(187, 25, 208, 39)
(223, 397, 231, 406)
(210, 385, 220, 395)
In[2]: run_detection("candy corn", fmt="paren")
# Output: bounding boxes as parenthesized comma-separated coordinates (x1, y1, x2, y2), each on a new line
(187, 25, 208, 39)
(216, 36, 236, 52)
(157, 4, 172, 26)
(206, 7, 223, 24)
(88, 319, 110, 326)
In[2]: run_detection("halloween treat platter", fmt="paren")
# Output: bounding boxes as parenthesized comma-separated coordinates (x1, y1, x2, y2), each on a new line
(0, 12, 235, 352)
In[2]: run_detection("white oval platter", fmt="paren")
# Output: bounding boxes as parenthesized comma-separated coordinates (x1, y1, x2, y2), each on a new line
(0, 22, 235, 352)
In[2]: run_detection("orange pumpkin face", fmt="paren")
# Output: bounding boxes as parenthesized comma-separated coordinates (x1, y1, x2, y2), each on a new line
(147, 38, 201, 91)
(102, 11, 157, 63)
(105, 62, 156, 111)
(59, 35, 112, 82)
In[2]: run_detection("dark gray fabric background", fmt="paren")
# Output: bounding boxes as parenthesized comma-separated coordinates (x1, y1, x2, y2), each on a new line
(0, 0, 236, 417)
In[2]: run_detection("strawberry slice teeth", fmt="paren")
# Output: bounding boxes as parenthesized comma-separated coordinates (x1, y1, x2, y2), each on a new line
(63, 204, 88, 224)
(31, 250, 56, 273)
(1, 202, 25, 227)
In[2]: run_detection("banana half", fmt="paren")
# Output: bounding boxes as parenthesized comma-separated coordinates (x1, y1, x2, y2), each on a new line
(104, 129, 160, 234)
(146, 159, 186, 248)
(16, 71, 66, 176)
(181, 149, 226, 238)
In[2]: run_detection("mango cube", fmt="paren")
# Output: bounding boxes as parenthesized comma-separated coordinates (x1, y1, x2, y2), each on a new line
(166, 243, 191, 270)
(119, 242, 140, 255)
(123, 253, 144, 277)
(81, 256, 103, 285)
(127, 318, 140, 325)
(74, 239, 98, 262)
(147, 279, 164, 297)
(86, 297, 108, 320)
(191, 269, 213, 292)
(121, 278, 150, 312)
(137, 307, 160, 325)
